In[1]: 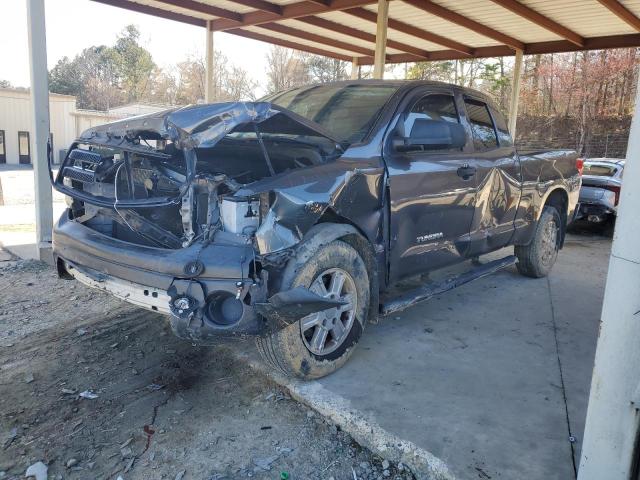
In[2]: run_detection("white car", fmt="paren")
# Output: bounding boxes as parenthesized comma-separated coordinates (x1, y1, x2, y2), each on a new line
(577, 158, 624, 224)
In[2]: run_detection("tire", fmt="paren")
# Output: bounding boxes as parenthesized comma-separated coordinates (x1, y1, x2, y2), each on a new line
(256, 240, 370, 380)
(515, 206, 562, 278)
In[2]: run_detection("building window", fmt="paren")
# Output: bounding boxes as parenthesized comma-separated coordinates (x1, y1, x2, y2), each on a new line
(18, 131, 31, 165)
(0, 130, 5, 164)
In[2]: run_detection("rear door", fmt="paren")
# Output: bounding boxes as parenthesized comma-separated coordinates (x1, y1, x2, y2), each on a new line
(462, 97, 521, 255)
(385, 87, 477, 282)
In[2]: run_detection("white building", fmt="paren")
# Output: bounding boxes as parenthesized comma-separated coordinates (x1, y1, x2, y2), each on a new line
(0, 88, 171, 165)
(0, 88, 76, 165)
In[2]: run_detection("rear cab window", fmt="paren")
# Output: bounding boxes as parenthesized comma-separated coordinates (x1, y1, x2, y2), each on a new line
(464, 98, 498, 151)
(489, 107, 513, 147)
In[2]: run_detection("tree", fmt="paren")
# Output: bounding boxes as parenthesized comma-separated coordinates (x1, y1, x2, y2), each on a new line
(0, 79, 12, 88)
(112, 25, 156, 102)
(48, 25, 156, 110)
(305, 55, 349, 83)
(266, 46, 308, 93)
(173, 51, 257, 104)
(407, 60, 455, 82)
(49, 46, 123, 110)
(147, 67, 179, 105)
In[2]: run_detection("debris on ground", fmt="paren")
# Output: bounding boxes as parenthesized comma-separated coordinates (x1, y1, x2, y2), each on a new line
(24, 461, 47, 480)
(78, 390, 98, 399)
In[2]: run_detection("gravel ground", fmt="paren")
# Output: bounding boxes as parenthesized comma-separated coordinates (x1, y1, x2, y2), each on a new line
(0, 258, 416, 480)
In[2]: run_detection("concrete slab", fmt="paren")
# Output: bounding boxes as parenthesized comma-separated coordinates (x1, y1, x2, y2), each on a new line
(256, 235, 609, 480)
(0, 165, 63, 205)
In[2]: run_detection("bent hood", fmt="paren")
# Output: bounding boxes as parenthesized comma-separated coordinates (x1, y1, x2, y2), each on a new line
(78, 101, 342, 149)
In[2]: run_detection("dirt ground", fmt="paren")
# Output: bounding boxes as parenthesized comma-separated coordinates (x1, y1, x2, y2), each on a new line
(0, 257, 415, 480)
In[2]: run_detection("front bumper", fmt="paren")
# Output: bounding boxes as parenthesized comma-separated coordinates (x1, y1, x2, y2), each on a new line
(53, 210, 267, 341)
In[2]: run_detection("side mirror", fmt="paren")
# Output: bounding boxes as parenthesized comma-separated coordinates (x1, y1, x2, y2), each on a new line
(393, 118, 466, 152)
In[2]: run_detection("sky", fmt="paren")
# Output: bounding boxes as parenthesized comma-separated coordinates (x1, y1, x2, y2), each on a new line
(1, 0, 272, 95)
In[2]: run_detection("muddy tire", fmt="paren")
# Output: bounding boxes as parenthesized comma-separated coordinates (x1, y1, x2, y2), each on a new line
(256, 240, 369, 380)
(515, 206, 562, 278)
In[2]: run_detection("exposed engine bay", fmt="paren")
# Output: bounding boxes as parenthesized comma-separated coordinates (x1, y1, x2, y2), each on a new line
(57, 102, 342, 253)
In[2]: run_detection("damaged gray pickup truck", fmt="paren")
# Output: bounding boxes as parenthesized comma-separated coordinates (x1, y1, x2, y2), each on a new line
(51, 81, 581, 379)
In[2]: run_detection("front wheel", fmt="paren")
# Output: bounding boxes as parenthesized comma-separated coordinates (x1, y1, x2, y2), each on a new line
(515, 206, 562, 278)
(256, 240, 370, 380)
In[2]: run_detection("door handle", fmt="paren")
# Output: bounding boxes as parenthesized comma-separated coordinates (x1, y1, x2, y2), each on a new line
(457, 164, 476, 180)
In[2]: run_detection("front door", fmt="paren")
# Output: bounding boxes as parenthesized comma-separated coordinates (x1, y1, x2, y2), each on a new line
(386, 90, 477, 282)
(462, 97, 520, 255)
(18, 131, 31, 165)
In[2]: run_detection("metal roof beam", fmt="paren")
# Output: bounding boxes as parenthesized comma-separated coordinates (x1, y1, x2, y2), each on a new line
(211, 0, 378, 31)
(257, 22, 374, 56)
(153, 0, 243, 22)
(91, 0, 206, 27)
(343, 7, 474, 55)
(356, 33, 640, 63)
(402, 0, 525, 51)
(225, 27, 353, 61)
(297, 15, 431, 59)
(227, 0, 283, 16)
(225, 0, 431, 59)
(488, 0, 584, 47)
(596, 0, 640, 31)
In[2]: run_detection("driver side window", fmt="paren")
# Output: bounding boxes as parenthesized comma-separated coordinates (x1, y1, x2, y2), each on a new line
(404, 94, 460, 145)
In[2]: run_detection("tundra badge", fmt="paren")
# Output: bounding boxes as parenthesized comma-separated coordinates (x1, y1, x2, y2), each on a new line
(417, 232, 444, 243)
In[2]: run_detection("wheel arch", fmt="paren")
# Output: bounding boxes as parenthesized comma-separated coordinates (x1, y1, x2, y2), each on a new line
(541, 187, 569, 248)
(280, 221, 380, 325)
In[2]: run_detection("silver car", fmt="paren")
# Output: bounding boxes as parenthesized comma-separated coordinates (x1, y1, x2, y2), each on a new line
(577, 158, 624, 224)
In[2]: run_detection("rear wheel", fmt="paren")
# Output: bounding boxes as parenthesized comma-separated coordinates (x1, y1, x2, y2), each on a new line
(515, 206, 561, 278)
(256, 240, 369, 380)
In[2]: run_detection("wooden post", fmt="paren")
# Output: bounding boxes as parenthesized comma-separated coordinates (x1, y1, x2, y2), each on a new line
(508, 49, 523, 138)
(205, 20, 215, 103)
(351, 57, 359, 80)
(373, 0, 389, 79)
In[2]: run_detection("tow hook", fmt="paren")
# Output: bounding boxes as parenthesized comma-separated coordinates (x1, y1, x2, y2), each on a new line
(169, 295, 198, 318)
(235, 281, 244, 300)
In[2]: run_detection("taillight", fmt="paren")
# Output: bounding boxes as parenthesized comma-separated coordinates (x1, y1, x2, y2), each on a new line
(604, 184, 621, 206)
(576, 158, 584, 176)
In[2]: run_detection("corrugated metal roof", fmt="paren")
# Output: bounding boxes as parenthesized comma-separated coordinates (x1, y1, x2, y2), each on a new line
(435, 0, 561, 43)
(91, 0, 640, 64)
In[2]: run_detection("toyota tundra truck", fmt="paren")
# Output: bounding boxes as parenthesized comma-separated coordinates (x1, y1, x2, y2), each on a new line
(50, 80, 581, 379)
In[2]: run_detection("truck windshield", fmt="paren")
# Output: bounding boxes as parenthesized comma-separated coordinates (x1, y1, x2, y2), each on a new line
(263, 84, 398, 144)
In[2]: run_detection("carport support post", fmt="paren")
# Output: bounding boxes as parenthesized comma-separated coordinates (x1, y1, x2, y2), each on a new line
(373, 0, 389, 79)
(351, 57, 359, 80)
(205, 20, 215, 103)
(26, 0, 53, 263)
(578, 67, 640, 479)
(508, 49, 523, 138)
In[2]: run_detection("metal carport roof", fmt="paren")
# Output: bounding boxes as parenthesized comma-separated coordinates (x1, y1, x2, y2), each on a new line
(91, 0, 640, 64)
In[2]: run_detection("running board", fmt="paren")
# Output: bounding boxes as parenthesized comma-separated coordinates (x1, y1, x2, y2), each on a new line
(380, 255, 517, 316)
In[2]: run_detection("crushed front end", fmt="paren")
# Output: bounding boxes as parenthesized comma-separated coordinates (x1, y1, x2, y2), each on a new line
(51, 101, 347, 343)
